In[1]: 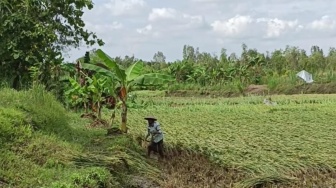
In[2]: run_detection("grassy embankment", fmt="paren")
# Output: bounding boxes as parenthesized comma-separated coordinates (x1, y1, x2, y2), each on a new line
(0, 86, 161, 188)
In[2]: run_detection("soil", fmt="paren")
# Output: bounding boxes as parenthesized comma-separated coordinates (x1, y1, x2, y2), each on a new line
(80, 113, 109, 128)
(0, 179, 8, 186)
(80, 112, 97, 120)
(106, 127, 124, 136)
(129, 176, 160, 188)
(245, 84, 268, 95)
(85, 119, 109, 129)
(158, 151, 247, 188)
(165, 90, 239, 98)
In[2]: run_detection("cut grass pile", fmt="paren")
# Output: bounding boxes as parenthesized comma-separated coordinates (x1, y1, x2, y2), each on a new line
(127, 92, 336, 187)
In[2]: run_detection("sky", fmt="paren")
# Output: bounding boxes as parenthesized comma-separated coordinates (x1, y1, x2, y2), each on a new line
(65, 0, 336, 62)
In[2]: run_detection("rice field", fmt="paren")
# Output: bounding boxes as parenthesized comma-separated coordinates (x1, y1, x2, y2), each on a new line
(127, 93, 336, 187)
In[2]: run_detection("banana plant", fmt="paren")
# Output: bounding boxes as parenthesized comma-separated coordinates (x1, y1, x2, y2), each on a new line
(64, 77, 89, 112)
(247, 55, 266, 84)
(86, 74, 110, 119)
(81, 49, 174, 133)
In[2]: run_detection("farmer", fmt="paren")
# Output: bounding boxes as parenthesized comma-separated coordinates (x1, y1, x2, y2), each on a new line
(144, 116, 164, 159)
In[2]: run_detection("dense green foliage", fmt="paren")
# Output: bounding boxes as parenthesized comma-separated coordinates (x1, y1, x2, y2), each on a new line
(69, 44, 336, 95)
(60, 49, 173, 133)
(0, 0, 103, 89)
(78, 49, 174, 132)
(148, 44, 336, 92)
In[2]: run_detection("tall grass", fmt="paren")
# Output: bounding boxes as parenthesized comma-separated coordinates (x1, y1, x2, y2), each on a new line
(0, 85, 70, 136)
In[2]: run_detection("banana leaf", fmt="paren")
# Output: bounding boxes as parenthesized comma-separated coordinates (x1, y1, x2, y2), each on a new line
(81, 63, 119, 81)
(133, 73, 175, 86)
(125, 61, 144, 82)
(95, 49, 126, 84)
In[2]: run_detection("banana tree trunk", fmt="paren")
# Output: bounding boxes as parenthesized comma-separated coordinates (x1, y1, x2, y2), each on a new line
(97, 101, 102, 119)
(84, 101, 88, 113)
(120, 100, 127, 133)
(110, 108, 116, 127)
(119, 86, 128, 133)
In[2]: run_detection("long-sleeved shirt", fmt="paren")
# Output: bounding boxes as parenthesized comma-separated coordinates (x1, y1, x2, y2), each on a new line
(147, 122, 163, 143)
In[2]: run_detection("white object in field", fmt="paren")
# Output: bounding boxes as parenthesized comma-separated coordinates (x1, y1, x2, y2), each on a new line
(263, 98, 277, 106)
(296, 70, 314, 83)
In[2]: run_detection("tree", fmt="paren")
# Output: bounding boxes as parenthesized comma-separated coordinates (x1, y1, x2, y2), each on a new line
(326, 47, 336, 70)
(153, 51, 166, 63)
(82, 49, 174, 133)
(309, 45, 326, 72)
(0, 0, 104, 89)
(183, 45, 196, 62)
(220, 48, 229, 64)
(270, 50, 286, 74)
(247, 54, 266, 84)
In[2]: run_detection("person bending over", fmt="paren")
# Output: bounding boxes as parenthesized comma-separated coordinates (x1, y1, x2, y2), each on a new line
(145, 116, 164, 159)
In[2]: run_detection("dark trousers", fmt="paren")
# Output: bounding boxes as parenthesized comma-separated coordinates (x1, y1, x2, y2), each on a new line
(147, 139, 164, 158)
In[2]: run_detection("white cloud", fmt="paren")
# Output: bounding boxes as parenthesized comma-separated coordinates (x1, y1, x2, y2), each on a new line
(211, 15, 253, 37)
(211, 15, 301, 38)
(143, 8, 207, 38)
(182, 14, 205, 27)
(190, 0, 220, 2)
(136, 24, 161, 39)
(148, 8, 177, 21)
(104, 0, 146, 16)
(136, 24, 152, 34)
(309, 15, 336, 30)
(148, 8, 205, 27)
(85, 21, 123, 31)
(261, 18, 299, 38)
